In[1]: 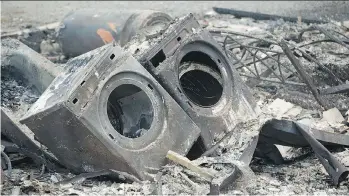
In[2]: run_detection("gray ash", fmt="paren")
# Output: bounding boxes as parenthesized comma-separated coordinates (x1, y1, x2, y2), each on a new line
(1, 65, 40, 112)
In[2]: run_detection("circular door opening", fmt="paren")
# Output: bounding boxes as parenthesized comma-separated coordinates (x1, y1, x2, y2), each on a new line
(107, 84, 154, 138)
(179, 51, 223, 107)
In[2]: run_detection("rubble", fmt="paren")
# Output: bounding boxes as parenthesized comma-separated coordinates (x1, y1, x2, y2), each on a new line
(295, 123, 349, 186)
(1, 38, 66, 173)
(1, 7, 349, 196)
(1, 65, 39, 112)
(322, 107, 345, 125)
(1, 22, 60, 54)
(267, 98, 295, 117)
(1, 109, 64, 172)
(1, 38, 62, 94)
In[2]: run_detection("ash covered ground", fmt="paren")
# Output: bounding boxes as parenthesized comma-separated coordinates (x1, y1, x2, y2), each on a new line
(1, 65, 40, 116)
(1, 9, 349, 196)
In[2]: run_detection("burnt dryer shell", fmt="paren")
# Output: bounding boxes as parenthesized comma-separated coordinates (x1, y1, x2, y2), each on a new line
(125, 14, 259, 156)
(20, 43, 201, 180)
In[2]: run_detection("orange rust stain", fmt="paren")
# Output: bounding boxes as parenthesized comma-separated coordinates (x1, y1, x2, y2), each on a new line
(107, 22, 118, 33)
(96, 28, 114, 44)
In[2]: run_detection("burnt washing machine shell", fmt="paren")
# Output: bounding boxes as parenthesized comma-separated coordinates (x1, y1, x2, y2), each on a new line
(20, 43, 201, 180)
(125, 14, 259, 158)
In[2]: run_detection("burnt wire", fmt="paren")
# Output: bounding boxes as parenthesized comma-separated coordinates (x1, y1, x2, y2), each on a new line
(222, 33, 304, 86)
(210, 25, 349, 109)
(212, 27, 346, 87)
(298, 25, 349, 50)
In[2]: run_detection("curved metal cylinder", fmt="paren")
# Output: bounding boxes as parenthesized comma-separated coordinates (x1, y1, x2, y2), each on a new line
(119, 10, 173, 46)
(57, 9, 172, 58)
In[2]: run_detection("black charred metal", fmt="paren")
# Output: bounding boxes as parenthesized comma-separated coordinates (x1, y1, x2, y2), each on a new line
(295, 123, 349, 186)
(125, 14, 258, 154)
(1, 140, 20, 154)
(119, 10, 173, 46)
(260, 119, 349, 147)
(279, 40, 329, 110)
(58, 10, 172, 58)
(255, 142, 285, 165)
(209, 136, 259, 195)
(209, 118, 349, 194)
(20, 43, 201, 180)
(1, 109, 63, 171)
(319, 83, 349, 95)
(213, 7, 325, 24)
(258, 119, 349, 185)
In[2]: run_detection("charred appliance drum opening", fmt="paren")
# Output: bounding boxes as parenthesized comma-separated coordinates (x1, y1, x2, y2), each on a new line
(107, 84, 154, 138)
(20, 44, 201, 180)
(126, 14, 258, 153)
(179, 51, 223, 107)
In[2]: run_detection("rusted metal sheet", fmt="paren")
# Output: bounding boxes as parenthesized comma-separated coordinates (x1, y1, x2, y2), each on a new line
(57, 9, 172, 57)
(125, 13, 259, 155)
(20, 43, 201, 180)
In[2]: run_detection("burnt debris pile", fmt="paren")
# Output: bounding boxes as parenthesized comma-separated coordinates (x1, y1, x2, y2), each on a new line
(1, 10, 349, 195)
